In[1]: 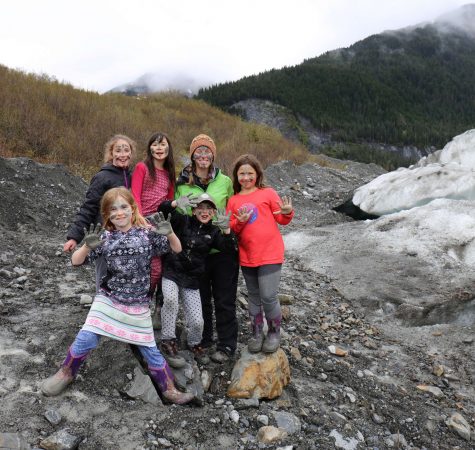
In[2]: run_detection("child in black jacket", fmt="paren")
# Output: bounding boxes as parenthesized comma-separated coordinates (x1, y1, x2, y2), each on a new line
(158, 193, 237, 367)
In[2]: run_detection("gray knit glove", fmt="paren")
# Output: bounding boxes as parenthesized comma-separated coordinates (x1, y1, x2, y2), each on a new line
(175, 193, 200, 211)
(215, 209, 231, 232)
(148, 212, 173, 236)
(82, 223, 103, 250)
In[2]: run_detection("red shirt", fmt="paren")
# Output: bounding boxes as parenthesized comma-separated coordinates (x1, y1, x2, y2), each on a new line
(131, 162, 174, 216)
(227, 187, 294, 267)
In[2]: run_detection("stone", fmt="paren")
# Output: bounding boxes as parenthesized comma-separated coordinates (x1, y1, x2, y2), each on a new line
(44, 409, 62, 426)
(278, 294, 294, 305)
(328, 345, 348, 356)
(257, 426, 288, 444)
(79, 294, 93, 305)
(290, 347, 302, 361)
(257, 415, 269, 426)
(235, 398, 260, 409)
(329, 430, 359, 450)
(446, 412, 471, 441)
(416, 384, 444, 399)
(40, 429, 82, 450)
(272, 411, 301, 434)
(372, 413, 385, 424)
(281, 305, 291, 320)
(229, 409, 240, 423)
(124, 367, 161, 406)
(432, 364, 444, 377)
(227, 348, 290, 400)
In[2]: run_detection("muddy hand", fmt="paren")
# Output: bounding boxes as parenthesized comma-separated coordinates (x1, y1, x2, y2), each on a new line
(82, 223, 103, 250)
(149, 212, 173, 236)
(215, 209, 231, 231)
(273, 196, 293, 215)
(175, 193, 200, 211)
(234, 205, 252, 223)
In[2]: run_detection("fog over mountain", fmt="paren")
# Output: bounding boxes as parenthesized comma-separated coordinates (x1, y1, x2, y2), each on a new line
(109, 4, 475, 97)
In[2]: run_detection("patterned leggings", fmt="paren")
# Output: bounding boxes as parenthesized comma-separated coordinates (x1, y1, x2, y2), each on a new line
(69, 330, 166, 367)
(161, 277, 204, 347)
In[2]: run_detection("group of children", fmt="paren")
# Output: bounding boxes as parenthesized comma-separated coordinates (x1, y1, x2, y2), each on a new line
(41, 133, 293, 406)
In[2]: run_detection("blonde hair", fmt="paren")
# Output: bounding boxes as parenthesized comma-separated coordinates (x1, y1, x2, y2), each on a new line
(103, 134, 137, 164)
(100, 187, 148, 230)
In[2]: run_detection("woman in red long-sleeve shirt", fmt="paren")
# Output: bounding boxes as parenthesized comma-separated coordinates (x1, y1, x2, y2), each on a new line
(227, 154, 293, 354)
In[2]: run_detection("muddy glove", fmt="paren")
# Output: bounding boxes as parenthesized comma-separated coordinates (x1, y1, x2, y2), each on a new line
(175, 193, 200, 211)
(215, 209, 231, 232)
(148, 212, 173, 236)
(82, 223, 103, 250)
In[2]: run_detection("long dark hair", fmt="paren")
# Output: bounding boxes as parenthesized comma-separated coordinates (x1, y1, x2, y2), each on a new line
(231, 154, 266, 194)
(144, 132, 175, 185)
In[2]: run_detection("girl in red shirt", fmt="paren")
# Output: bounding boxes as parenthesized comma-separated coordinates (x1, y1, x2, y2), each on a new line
(227, 154, 293, 353)
(131, 132, 175, 326)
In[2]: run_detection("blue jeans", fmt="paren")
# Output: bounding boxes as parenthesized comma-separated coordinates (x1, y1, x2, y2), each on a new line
(241, 264, 282, 319)
(70, 330, 166, 368)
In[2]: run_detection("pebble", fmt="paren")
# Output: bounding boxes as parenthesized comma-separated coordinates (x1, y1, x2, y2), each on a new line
(257, 415, 269, 426)
(372, 413, 385, 424)
(230, 410, 240, 423)
(44, 409, 62, 426)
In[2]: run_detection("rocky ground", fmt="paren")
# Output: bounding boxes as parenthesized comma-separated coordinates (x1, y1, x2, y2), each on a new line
(0, 156, 473, 449)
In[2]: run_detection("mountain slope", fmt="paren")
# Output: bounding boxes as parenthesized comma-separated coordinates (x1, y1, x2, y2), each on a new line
(196, 5, 475, 149)
(0, 65, 309, 177)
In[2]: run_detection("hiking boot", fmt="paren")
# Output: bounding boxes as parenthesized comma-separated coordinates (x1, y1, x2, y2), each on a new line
(149, 363, 194, 405)
(191, 345, 210, 365)
(41, 349, 88, 396)
(160, 339, 186, 369)
(210, 346, 234, 363)
(262, 316, 281, 353)
(247, 312, 264, 353)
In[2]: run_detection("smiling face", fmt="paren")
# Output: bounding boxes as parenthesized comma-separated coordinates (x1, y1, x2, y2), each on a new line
(192, 146, 213, 171)
(192, 202, 216, 224)
(111, 139, 132, 169)
(109, 196, 133, 231)
(237, 164, 257, 192)
(150, 138, 169, 165)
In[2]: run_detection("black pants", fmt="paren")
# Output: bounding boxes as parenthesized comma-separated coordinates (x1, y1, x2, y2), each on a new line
(199, 251, 239, 353)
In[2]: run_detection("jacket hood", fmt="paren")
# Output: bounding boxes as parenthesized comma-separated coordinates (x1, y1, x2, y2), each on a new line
(177, 165, 220, 186)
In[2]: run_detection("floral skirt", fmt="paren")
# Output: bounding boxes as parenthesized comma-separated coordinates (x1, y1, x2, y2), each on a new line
(82, 294, 155, 347)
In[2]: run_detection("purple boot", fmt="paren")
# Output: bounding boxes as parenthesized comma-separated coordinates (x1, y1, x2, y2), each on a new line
(41, 349, 88, 396)
(247, 312, 264, 353)
(149, 363, 194, 405)
(262, 316, 282, 353)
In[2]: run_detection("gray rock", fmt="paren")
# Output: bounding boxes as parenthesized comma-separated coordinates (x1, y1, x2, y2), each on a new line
(39, 429, 82, 450)
(44, 409, 62, 426)
(272, 411, 301, 434)
(124, 367, 161, 406)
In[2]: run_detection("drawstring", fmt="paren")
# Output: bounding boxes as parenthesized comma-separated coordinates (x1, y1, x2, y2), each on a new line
(123, 169, 129, 189)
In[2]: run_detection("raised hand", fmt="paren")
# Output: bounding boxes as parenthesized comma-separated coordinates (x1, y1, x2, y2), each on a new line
(215, 208, 231, 231)
(82, 223, 104, 250)
(175, 193, 200, 211)
(234, 205, 252, 223)
(148, 212, 173, 236)
(273, 196, 293, 215)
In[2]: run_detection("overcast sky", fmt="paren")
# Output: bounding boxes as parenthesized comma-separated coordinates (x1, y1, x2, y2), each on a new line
(0, 0, 469, 93)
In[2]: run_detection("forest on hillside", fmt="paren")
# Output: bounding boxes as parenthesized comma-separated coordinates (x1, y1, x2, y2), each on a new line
(0, 65, 309, 179)
(197, 25, 475, 149)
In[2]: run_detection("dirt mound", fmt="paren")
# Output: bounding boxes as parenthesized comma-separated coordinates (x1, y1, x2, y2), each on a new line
(0, 157, 87, 232)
